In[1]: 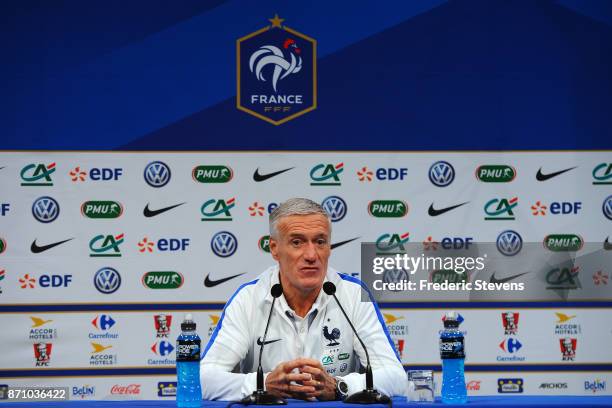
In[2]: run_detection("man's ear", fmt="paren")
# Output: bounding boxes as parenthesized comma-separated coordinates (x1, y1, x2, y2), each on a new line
(269, 237, 279, 261)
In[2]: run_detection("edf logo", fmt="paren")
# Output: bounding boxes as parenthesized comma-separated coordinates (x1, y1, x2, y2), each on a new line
(1, 203, 9, 216)
(137, 237, 190, 253)
(70, 166, 123, 182)
(531, 201, 582, 216)
(357, 166, 407, 182)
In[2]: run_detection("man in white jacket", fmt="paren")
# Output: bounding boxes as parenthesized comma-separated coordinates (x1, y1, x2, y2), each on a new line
(200, 198, 405, 401)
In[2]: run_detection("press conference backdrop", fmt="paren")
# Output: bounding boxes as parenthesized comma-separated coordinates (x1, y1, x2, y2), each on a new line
(0, 152, 610, 400)
(2, 0, 612, 402)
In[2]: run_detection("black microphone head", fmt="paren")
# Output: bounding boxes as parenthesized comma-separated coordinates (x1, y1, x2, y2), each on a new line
(271, 283, 283, 298)
(323, 281, 336, 295)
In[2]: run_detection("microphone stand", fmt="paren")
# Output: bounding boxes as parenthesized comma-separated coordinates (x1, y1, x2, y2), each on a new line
(324, 282, 391, 405)
(239, 284, 286, 405)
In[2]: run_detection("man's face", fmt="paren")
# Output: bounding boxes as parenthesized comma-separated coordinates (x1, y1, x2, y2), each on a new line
(270, 214, 331, 294)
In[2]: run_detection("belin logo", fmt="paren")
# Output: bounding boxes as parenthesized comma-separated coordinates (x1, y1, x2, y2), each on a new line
(201, 198, 235, 221)
(21, 163, 56, 186)
(237, 15, 317, 125)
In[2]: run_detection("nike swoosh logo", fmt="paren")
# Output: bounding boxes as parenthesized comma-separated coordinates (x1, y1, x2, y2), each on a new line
(143, 202, 186, 217)
(0, 166, 5, 170)
(31, 238, 74, 254)
(489, 271, 529, 284)
(257, 337, 281, 346)
(253, 167, 294, 182)
(605, 237, 612, 250)
(428, 202, 469, 217)
(331, 237, 360, 250)
(536, 166, 576, 181)
(204, 273, 245, 288)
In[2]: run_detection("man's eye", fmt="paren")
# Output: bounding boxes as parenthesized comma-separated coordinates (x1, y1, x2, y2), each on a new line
(291, 240, 301, 246)
(317, 239, 327, 245)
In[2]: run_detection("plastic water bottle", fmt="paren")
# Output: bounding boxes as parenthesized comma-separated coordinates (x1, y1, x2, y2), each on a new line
(176, 314, 202, 407)
(439, 311, 467, 404)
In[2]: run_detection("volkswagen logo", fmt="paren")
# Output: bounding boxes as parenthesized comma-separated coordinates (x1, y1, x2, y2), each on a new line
(144, 161, 171, 188)
(496, 230, 523, 256)
(211, 231, 238, 257)
(321, 196, 347, 222)
(94, 267, 121, 294)
(603, 195, 612, 221)
(383, 268, 409, 292)
(429, 161, 455, 187)
(32, 196, 60, 223)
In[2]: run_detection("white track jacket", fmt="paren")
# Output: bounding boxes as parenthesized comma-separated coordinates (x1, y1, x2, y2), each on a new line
(200, 266, 406, 401)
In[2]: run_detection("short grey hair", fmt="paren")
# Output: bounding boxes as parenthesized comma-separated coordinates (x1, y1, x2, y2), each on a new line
(269, 198, 331, 239)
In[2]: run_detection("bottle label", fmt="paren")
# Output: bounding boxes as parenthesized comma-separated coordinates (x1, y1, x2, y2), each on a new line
(439, 337, 465, 359)
(176, 339, 201, 362)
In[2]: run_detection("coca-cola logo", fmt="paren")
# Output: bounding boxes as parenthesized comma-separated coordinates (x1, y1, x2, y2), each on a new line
(110, 384, 141, 395)
(467, 380, 481, 390)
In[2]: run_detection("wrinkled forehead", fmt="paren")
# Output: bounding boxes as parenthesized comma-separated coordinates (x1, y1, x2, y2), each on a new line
(276, 214, 330, 238)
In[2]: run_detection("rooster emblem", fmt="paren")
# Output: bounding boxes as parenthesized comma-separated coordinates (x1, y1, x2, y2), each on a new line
(249, 38, 303, 92)
(323, 326, 340, 346)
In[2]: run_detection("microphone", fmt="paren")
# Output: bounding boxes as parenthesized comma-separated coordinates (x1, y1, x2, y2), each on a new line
(239, 283, 286, 405)
(323, 281, 391, 404)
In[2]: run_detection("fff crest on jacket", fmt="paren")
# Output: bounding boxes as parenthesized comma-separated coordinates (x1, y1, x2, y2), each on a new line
(237, 15, 317, 125)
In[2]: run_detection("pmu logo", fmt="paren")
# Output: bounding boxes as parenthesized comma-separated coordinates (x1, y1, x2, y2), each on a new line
(70, 166, 123, 182)
(476, 165, 516, 182)
(321, 196, 347, 222)
(368, 200, 408, 218)
(496, 230, 523, 256)
(33, 342, 53, 366)
(201, 198, 235, 221)
(193, 166, 233, 183)
(376, 232, 410, 254)
(259, 235, 270, 253)
(237, 15, 316, 125)
(211, 231, 238, 257)
(484, 197, 518, 220)
(357, 166, 408, 182)
(310, 163, 343, 186)
(89, 234, 124, 257)
(151, 341, 174, 356)
(81, 201, 123, 219)
(543, 234, 584, 251)
(429, 161, 455, 187)
(91, 315, 116, 331)
(592, 163, 612, 185)
(501, 312, 519, 335)
(32, 196, 60, 223)
(144, 161, 171, 188)
(531, 201, 582, 216)
(94, 267, 121, 294)
(603, 195, 612, 220)
(498, 338, 524, 355)
(560, 338, 577, 361)
(137, 237, 190, 253)
(21, 162, 56, 186)
(154, 314, 172, 338)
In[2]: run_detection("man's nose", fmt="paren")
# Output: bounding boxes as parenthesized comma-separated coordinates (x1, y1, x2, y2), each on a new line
(303, 242, 317, 261)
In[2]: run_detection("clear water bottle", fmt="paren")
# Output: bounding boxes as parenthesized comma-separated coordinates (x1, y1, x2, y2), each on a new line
(439, 311, 467, 404)
(176, 314, 202, 407)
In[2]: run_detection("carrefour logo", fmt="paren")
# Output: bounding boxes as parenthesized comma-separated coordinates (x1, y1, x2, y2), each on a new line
(21, 163, 56, 186)
(201, 198, 235, 221)
(151, 341, 174, 356)
(310, 163, 343, 186)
